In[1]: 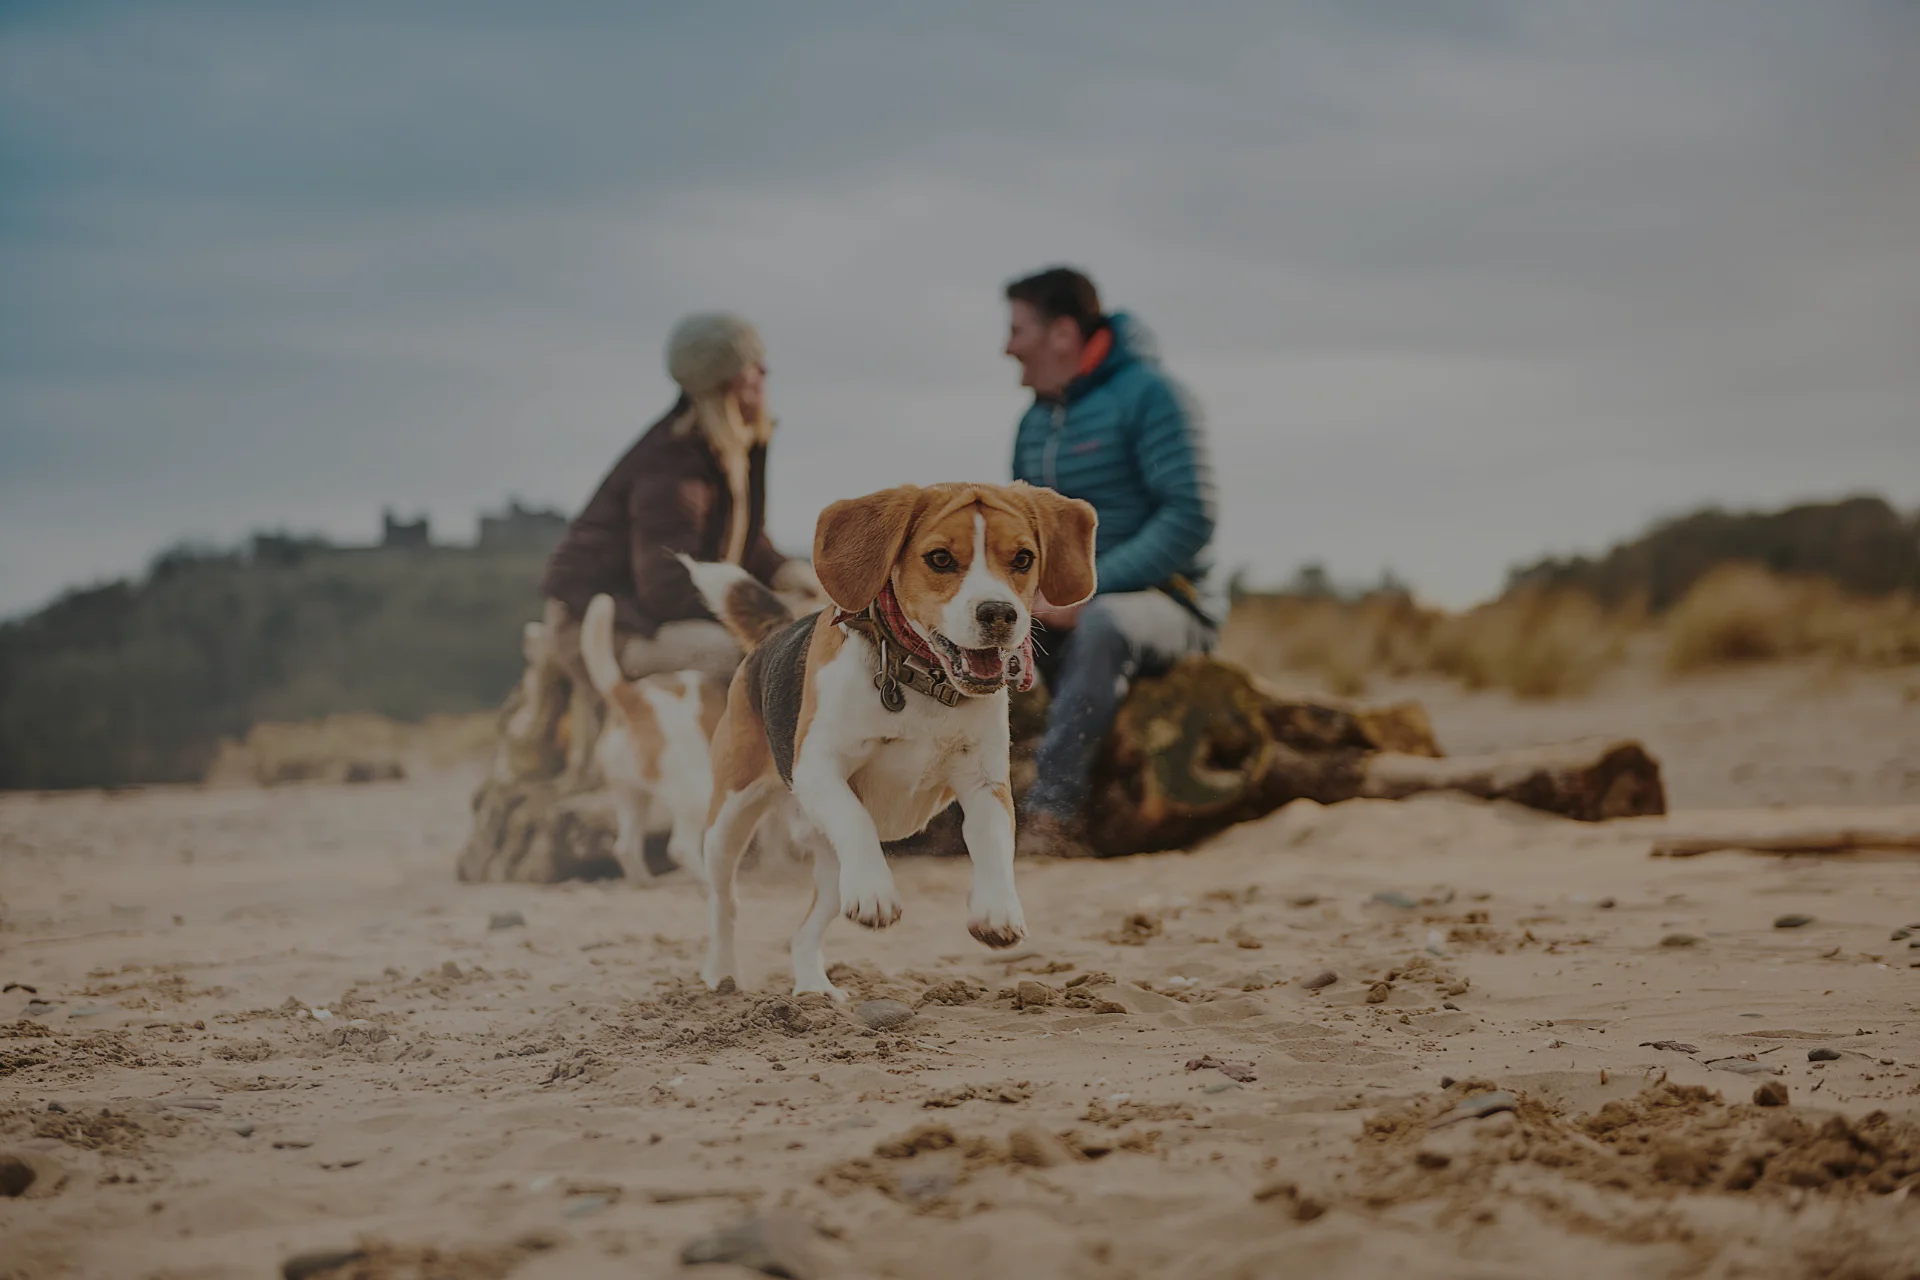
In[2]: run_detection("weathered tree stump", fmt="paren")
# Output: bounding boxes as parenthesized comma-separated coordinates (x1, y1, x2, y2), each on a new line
(1079, 657, 1663, 855)
(457, 779, 627, 884)
(1360, 739, 1667, 822)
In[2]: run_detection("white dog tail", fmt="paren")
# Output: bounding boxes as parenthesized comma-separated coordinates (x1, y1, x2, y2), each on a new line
(676, 555, 795, 651)
(580, 594, 629, 699)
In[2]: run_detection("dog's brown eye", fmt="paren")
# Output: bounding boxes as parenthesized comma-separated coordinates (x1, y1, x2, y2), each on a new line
(924, 549, 958, 572)
(1010, 549, 1035, 572)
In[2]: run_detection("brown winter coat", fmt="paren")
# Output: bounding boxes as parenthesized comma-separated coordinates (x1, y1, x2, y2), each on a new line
(540, 396, 788, 637)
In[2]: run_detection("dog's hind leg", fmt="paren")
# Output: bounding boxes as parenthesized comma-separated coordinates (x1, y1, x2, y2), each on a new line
(701, 780, 774, 992)
(790, 829, 844, 1000)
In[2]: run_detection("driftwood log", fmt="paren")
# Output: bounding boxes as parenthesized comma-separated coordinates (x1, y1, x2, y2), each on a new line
(1647, 817, 1920, 859)
(460, 654, 1668, 879)
(1078, 658, 1663, 855)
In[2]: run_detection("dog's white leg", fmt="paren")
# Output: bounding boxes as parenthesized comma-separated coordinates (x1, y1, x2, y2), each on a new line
(792, 761, 901, 930)
(701, 782, 772, 991)
(790, 832, 845, 1000)
(610, 789, 648, 881)
(958, 780, 1026, 948)
(667, 789, 711, 890)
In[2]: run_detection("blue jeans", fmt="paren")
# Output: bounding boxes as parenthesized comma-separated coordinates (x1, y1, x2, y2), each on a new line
(1025, 590, 1216, 821)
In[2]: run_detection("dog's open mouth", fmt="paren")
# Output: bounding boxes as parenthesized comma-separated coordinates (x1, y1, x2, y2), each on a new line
(930, 633, 1013, 694)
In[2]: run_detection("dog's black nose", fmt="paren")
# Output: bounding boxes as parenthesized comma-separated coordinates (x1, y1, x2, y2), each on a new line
(975, 600, 1019, 634)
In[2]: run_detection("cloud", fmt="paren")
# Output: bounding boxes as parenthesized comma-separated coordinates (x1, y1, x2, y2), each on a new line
(2, 0, 1916, 619)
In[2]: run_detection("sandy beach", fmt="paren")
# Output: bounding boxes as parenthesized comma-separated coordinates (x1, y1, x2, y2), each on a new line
(4, 660, 1918, 1279)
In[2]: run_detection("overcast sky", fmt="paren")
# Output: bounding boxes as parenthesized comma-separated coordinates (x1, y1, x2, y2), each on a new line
(3, 1, 1916, 620)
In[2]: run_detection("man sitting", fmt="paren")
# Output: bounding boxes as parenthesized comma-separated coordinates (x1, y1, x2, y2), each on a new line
(1000, 267, 1220, 856)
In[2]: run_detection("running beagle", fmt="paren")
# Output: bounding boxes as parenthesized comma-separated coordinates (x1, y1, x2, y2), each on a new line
(681, 481, 1097, 999)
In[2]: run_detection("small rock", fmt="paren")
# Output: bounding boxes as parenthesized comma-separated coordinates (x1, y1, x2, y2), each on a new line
(1753, 1082, 1789, 1107)
(23, 1000, 55, 1017)
(1186, 1055, 1256, 1082)
(1431, 1090, 1518, 1127)
(0, 1153, 37, 1198)
(1014, 980, 1055, 1009)
(563, 1193, 612, 1219)
(1639, 1040, 1700, 1054)
(1007, 1125, 1073, 1168)
(895, 1169, 954, 1205)
(856, 999, 914, 1031)
(1365, 981, 1392, 1004)
(440, 961, 463, 979)
(1808, 1048, 1841, 1062)
(489, 911, 526, 931)
(1252, 1179, 1327, 1221)
(1710, 1058, 1781, 1076)
(1880, 1058, 1896, 1067)
(232, 1123, 255, 1138)
(45, 1101, 67, 1114)
(1660, 933, 1703, 948)
(1371, 890, 1418, 910)
(1597, 897, 1616, 909)
(1414, 1148, 1452, 1169)
(1890, 927, 1910, 942)
(281, 1249, 369, 1280)
(1772, 914, 1814, 929)
(1287, 894, 1321, 908)
(1301, 970, 1338, 990)
(681, 1213, 820, 1278)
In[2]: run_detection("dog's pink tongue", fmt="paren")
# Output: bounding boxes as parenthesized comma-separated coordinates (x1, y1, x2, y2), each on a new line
(959, 648, 1006, 680)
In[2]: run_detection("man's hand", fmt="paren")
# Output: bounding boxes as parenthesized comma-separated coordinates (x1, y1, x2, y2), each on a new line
(1031, 597, 1083, 632)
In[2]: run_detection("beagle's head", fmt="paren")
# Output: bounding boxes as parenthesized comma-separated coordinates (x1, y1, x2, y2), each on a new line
(813, 482, 1098, 697)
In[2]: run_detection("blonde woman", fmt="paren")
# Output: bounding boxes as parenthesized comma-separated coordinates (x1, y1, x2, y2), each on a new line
(530, 314, 818, 783)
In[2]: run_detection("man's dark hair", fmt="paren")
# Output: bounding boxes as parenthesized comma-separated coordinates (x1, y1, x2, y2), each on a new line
(1005, 267, 1104, 339)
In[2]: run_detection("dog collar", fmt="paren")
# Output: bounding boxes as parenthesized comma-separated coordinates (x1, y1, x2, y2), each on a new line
(832, 583, 1035, 711)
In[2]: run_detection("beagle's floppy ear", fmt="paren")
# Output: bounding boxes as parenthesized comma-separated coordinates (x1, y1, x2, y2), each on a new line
(1016, 483, 1099, 607)
(812, 485, 923, 613)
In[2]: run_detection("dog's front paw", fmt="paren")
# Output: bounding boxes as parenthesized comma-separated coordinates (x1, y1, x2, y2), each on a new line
(840, 866, 903, 930)
(968, 893, 1027, 949)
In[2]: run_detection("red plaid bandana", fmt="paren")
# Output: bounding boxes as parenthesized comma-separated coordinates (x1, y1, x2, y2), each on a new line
(835, 582, 1038, 694)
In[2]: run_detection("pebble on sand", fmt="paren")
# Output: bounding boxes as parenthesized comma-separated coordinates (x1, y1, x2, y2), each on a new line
(1808, 1047, 1842, 1062)
(856, 999, 914, 1031)
(682, 1212, 821, 1279)
(0, 1153, 38, 1198)
(1753, 1082, 1789, 1107)
(489, 911, 526, 931)
(281, 1249, 369, 1280)
(1301, 971, 1338, 990)
(1660, 934, 1703, 948)
(1431, 1090, 1518, 1127)
(1772, 914, 1815, 929)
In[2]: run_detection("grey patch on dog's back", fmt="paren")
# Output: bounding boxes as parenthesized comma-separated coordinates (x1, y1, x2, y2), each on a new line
(726, 577, 793, 647)
(745, 612, 820, 786)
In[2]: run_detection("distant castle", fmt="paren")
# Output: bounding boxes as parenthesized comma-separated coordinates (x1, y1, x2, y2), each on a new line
(379, 500, 568, 553)
(382, 507, 431, 549)
(478, 499, 568, 552)
(243, 499, 569, 566)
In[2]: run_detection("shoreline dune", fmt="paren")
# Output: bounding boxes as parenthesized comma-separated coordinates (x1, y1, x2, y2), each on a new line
(3, 663, 1918, 1278)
